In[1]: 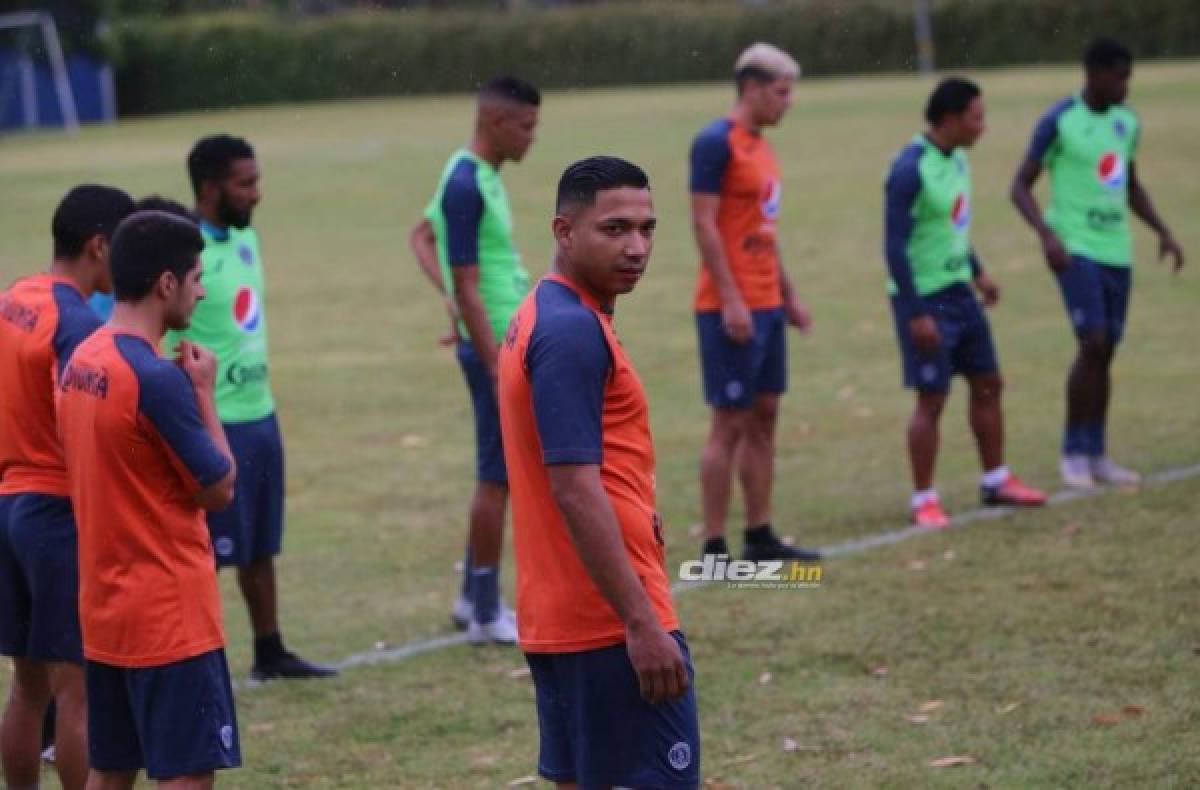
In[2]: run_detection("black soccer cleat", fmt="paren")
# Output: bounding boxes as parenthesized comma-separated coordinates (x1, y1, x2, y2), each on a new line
(251, 651, 339, 682)
(741, 528, 821, 563)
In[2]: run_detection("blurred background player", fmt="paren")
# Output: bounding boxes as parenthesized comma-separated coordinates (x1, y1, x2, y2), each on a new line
(166, 135, 336, 680)
(884, 78, 1047, 529)
(57, 210, 241, 788)
(409, 76, 540, 645)
(1, 184, 134, 790)
(1011, 37, 1185, 489)
(499, 157, 700, 788)
(690, 43, 819, 562)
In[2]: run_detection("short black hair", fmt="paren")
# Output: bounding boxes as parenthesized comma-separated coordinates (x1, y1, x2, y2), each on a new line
(51, 184, 135, 259)
(556, 156, 649, 213)
(480, 76, 541, 107)
(925, 77, 982, 125)
(134, 195, 199, 224)
(110, 211, 205, 302)
(1085, 37, 1133, 71)
(187, 134, 255, 198)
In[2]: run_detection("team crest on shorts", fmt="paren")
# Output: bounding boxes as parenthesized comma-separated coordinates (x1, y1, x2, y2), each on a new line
(668, 741, 692, 770)
(220, 724, 234, 751)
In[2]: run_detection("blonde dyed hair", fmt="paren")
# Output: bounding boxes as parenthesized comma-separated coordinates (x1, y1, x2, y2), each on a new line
(734, 42, 801, 81)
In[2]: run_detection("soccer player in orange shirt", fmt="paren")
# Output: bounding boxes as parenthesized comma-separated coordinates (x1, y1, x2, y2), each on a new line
(57, 211, 241, 788)
(1, 185, 134, 790)
(690, 43, 819, 562)
(498, 157, 700, 787)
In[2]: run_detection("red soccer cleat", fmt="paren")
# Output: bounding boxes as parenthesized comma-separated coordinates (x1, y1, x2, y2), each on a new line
(911, 498, 950, 529)
(981, 475, 1047, 507)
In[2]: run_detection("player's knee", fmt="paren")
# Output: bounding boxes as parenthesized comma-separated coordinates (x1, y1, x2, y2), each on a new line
(11, 660, 52, 703)
(709, 409, 749, 446)
(970, 374, 1004, 402)
(1078, 332, 1112, 365)
(914, 391, 947, 421)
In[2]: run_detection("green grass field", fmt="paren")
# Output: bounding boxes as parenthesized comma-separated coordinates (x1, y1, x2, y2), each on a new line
(2, 62, 1199, 787)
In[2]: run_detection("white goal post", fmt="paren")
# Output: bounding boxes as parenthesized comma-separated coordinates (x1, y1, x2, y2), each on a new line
(0, 10, 79, 132)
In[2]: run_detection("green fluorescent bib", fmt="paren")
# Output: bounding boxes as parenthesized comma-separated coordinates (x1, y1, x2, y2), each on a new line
(424, 150, 530, 341)
(1043, 98, 1139, 267)
(889, 135, 974, 297)
(165, 224, 275, 424)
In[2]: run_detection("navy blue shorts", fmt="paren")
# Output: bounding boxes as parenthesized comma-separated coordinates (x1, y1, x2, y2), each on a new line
(208, 413, 284, 568)
(86, 648, 241, 781)
(457, 341, 507, 485)
(526, 631, 701, 788)
(0, 493, 83, 663)
(891, 284, 1000, 394)
(1056, 255, 1132, 346)
(696, 307, 787, 409)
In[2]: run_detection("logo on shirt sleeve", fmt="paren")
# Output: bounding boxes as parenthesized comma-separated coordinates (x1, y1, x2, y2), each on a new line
(1097, 152, 1126, 191)
(233, 287, 262, 333)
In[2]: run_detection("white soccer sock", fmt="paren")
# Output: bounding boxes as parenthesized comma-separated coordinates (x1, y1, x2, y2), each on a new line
(980, 465, 1010, 488)
(911, 489, 938, 509)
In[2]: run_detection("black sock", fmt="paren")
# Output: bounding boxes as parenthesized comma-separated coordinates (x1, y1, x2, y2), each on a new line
(702, 536, 729, 555)
(254, 632, 286, 666)
(744, 524, 777, 545)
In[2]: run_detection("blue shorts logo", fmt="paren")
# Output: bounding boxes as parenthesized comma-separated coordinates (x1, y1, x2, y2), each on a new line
(668, 741, 692, 771)
(220, 724, 234, 751)
(215, 537, 235, 557)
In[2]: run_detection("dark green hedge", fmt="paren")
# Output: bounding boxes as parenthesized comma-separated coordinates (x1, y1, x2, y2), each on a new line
(108, 0, 1200, 115)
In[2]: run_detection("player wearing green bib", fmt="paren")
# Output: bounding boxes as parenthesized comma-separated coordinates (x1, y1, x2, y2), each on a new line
(885, 79, 1046, 529)
(168, 135, 335, 681)
(410, 77, 539, 645)
(1012, 38, 1185, 488)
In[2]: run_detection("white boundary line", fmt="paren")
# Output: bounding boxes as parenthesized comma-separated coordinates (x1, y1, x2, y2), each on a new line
(249, 461, 1200, 684)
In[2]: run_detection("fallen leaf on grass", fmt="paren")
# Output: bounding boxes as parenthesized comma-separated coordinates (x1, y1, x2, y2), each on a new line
(907, 559, 927, 572)
(919, 699, 945, 713)
(1093, 713, 1122, 727)
(508, 667, 531, 679)
(997, 702, 1020, 715)
(929, 755, 977, 768)
(870, 665, 889, 677)
(724, 753, 758, 766)
(688, 523, 703, 538)
(782, 737, 799, 752)
(758, 671, 772, 685)
(400, 434, 428, 448)
(507, 777, 538, 786)
(1122, 705, 1145, 718)
(942, 550, 956, 561)
(904, 714, 930, 724)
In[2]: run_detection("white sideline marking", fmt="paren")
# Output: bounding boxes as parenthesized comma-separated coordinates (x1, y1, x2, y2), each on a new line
(244, 461, 1200, 686)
